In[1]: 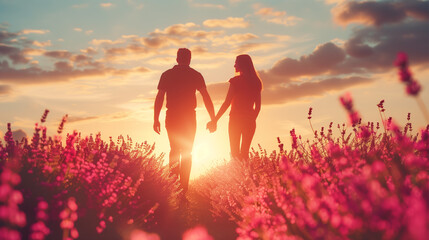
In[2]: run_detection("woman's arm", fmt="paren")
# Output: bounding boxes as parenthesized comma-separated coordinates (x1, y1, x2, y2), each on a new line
(253, 90, 261, 120)
(214, 84, 234, 122)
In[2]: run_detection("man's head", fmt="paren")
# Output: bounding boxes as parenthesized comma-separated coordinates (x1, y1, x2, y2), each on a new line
(176, 48, 191, 65)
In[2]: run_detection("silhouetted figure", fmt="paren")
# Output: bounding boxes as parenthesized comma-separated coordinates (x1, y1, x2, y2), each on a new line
(154, 48, 215, 193)
(207, 54, 262, 160)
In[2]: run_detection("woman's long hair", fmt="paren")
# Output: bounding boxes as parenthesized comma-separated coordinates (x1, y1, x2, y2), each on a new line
(236, 54, 263, 91)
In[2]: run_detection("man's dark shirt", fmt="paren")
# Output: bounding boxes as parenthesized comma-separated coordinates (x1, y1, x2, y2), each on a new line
(157, 65, 206, 113)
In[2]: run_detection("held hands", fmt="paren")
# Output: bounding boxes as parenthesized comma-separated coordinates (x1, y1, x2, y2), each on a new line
(206, 120, 217, 133)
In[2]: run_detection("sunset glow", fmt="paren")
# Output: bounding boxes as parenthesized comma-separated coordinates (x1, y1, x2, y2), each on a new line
(1, 1, 429, 239)
(1, 0, 428, 179)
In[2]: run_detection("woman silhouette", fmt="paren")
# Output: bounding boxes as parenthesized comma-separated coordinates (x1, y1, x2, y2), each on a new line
(208, 54, 262, 160)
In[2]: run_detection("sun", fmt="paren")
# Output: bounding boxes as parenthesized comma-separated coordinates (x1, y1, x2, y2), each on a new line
(190, 132, 228, 179)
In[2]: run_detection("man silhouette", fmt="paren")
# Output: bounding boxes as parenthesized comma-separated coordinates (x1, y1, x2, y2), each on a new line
(154, 48, 215, 193)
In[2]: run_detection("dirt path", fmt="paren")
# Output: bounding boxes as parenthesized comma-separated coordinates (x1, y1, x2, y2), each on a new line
(157, 185, 238, 239)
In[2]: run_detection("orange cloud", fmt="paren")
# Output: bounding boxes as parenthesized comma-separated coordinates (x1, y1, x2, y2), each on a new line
(211, 33, 258, 46)
(0, 59, 149, 84)
(203, 17, 249, 28)
(189, 0, 225, 9)
(80, 47, 97, 55)
(32, 40, 52, 47)
(234, 42, 281, 54)
(254, 4, 302, 26)
(100, 3, 113, 8)
(0, 84, 12, 95)
(90, 39, 125, 46)
(264, 34, 291, 42)
(20, 29, 50, 35)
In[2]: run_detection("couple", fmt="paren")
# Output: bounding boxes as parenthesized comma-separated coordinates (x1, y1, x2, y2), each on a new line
(153, 48, 262, 192)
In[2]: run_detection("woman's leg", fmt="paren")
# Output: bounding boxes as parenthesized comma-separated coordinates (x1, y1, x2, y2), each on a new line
(228, 116, 241, 159)
(240, 118, 256, 159)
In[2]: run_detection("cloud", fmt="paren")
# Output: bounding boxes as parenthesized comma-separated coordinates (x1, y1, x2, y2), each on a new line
(254, 4, 302, 26)
(203, 17, 249, 28)
(338, 20, 429, 74)
(0, 84, 12, 95)
(80, 47, 97, 55)
(150, 22, 222, 39)
(32, 40, 52, 47)
(0, 59, 150, 84)
(0, 44, 30, 64)
(44, 50, 72, 59)
(262, 42, 346, 81)
(90, 39, 125, 46)
(333, 0, 429, 26)
(206, 75, 373, 106)
(100, 23, 223, 62)
(100, 3, 113, 8)
(261, 76, 373, 105)
(264, 34, 291, 41)
(68, 111, 132, 124)
(188, 0, 225, 9)
(20, 29, 50, 35)
(234, 42, 281, 54)
(68, 115, 100, 123)
(211, 33, 258, 46)
(0, 31, 19, 43)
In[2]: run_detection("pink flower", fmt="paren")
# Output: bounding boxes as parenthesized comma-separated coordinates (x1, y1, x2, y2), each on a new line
(67, 197, 78, 211)
(37, 201, 48, 211)
(339, 93, 353, 111)
(130, 229, 160, 240)
(182, 226, 214, 240)
(60, 219, 74, 229)
(0, 184, 12, 201)
(9, 190, 23, 205)
(394, 52, 408, 68)
(70, 228, 79, 239)
(406, 80, 421, 96)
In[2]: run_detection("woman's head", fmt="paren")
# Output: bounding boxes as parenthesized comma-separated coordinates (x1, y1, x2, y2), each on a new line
(235, 54, 263, 90)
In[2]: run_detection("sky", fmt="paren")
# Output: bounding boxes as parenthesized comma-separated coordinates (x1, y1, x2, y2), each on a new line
(1, 0, 428, 179)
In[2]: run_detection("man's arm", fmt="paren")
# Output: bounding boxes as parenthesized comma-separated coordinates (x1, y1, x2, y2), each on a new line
(199, 88, 215, 121)
(153, 90, 166, 134)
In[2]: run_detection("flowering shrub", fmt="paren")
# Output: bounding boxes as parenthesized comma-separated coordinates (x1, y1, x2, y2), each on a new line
(0, 110, 181, 239)
(197, 97, 428, 240)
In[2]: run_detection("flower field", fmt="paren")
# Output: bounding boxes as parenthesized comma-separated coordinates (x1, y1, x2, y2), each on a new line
(1, 53, 428, 239)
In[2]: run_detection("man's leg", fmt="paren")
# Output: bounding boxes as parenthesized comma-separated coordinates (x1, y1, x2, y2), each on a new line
(166, 113, 180, 177)
(179, 113, 196, 193)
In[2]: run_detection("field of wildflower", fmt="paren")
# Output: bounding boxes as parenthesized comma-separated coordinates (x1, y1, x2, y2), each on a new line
(1, 53, 428, 240)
